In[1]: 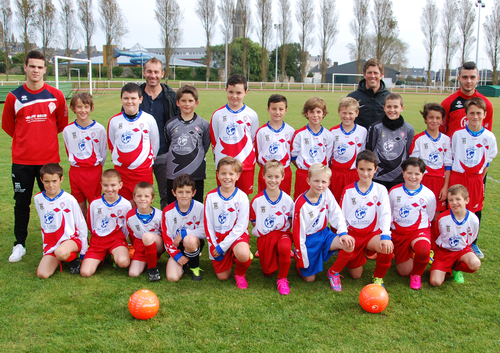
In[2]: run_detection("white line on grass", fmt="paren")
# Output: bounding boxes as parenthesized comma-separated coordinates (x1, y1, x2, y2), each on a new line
(487, 176, 500, 184)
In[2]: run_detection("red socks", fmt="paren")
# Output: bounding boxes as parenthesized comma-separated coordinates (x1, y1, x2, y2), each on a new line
(277, 237, 292, 279)
(145, 243, 157, 269)
(411, 240, 431, 276)
(66, 252, 77, 262)
(453, 261, 476, 273)
(373, 252, 393, 278)
(328, 250, 353, 274)
(234, 258, 251, 276)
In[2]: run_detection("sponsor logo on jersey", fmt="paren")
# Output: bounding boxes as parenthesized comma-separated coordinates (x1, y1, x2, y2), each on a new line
(399, 206, 410, 218)
(355, 206, 367, 220)
(44, 212, 54, 224)
(460, 116, 468, 127)
(455, 101, 464, 109)
(101, 216, 110, 228)
(312, 217, 320, 228)
(121, 131, 133, 144)
(226, 123, 237, 136)
(336, 143, 347, 156)
(264, 215, 275, 228)
(466, 146, 475, 159)
(78, 139, 86, 152)
(48, 102, 56, 114)
(309, 146, 319, 158)
(218, 211, 228, 224)
(269, 142, 280, 154)
(449, 235, 460, 248)
(429, 151, 439, 164)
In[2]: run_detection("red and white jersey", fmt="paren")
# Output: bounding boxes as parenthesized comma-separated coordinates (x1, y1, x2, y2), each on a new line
(330, 124, 367, 170)
(451, 127, 498, 175)
(255, 122, 295, 168)
(162, 200, 205, 259)
(204, 187, 249, 259)
(340, 182, 391, 237)
(34, 190, 88, 256)
(88, 196, 132, 238)
(293, 189, 348, 269)
(250, 190, 294, 237)
(291, 125, 334, 169)
(389, 184, 436, 232)
(126, 207, 162, 243)
(435, 209, 479, 251)
(63, 120, 107, 167)
(107, 111, 160, 172)
(210, 104, 259, 171)
(410, 131, 452, 178)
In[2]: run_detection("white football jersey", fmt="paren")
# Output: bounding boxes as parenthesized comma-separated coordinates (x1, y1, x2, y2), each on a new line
(250, 190, 294, 237)
(451, 127, 498, 174)
(63, 120, 107, 167)
(126, 207, 162, 241)
(88, 196, 132, 237)
(389, 184, 436, 232)
(410, 131, 452, 177)
(435, 209, 479, 251)
(330, 124, 367, 170)
(291, 125, 334, 169)
(255, 122, 295, 168)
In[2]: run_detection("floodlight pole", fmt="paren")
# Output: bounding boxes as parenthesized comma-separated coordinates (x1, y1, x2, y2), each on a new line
(475, 0, 486, 65)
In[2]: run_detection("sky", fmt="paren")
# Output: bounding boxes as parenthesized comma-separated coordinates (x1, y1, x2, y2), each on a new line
(70, 0, 494, 71)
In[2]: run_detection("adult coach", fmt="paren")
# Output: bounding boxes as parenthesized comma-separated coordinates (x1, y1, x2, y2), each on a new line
(139, 58, 180, 210)
(2, 50, 68, 262)
(347, 58, 390, 129)
(440, 61, 493, 137)
(441, 61, 494, 259)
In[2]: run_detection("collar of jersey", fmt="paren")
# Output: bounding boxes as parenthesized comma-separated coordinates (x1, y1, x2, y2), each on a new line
(121, 110, 143, 122)
(217, 186, 238, 201)
(402, 183, 423, 196)
(101, 195, 122, 207)
(264, 189, 282, 204)
(175, 199, 194, 216)
(74, 120, 97, 130)
(136, 207, 155, 224)
(466, 126, 484, 137)
(306, 125, 324, 136)
(266, 121, 285, 133)
(303, 192, 322, 206)
(178, 113, 197, 125)
(340, 124, 357, 135)
(225, 104, 246, 114)
(424, 130, 441, 142)
(42, 189, 64, 201)
(450, 209, 469, 225)
(355, 181, 373, 196)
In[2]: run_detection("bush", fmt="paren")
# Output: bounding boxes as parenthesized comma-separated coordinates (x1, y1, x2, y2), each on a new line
(112, 66, 124, 77)
(131, 67, 143, 78)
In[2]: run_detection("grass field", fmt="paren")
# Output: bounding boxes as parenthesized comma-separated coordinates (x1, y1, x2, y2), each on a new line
(0, 88, 499, 352)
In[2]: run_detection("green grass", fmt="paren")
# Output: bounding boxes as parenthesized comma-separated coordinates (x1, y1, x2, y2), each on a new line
(1, 89, 500, 352)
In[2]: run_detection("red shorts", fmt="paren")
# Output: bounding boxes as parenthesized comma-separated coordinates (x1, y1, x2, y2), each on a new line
(346, 230, 381, 269)
(329, 168, 358, 204)
(45, 237, 83, 257)
(216, 169, 255, 195)
(85, 230, 128, 261)
(449, 171, 484, 212)
(294, 168, 309, 200)
(256, 230, 292, 274)
(211, 233, 250, 274)
(115, 166, 154, 201)
(69, 166, 103, 204)
(258, 166, 292, 196)
(392, 228, 431, 265)
(422, 174, 446, 212)
(430, 246, 474, 275)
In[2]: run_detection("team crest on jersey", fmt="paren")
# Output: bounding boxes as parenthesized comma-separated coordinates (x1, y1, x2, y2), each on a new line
(48, 102, 56, 114)
(355, 206, 367, 220)
(383, 140, 395, 152)
(213, 203, 218, 210)
(400, 132, 405, 138)
(429, 151, 439, 163)
(462, 138, 467, 144)
(173, 217, 177, 224)
(467, 227, 471, 233)
(455, 101, 464, 109)
(269, 142, 279, 154)
(118, 123, 123, 129)
(351, 198, 356, 205)
(424, 143, 429, 150)
(78, 139, 86, 152)
(121, 131, 133, 144)
(265, 135, 270, 141)
(140, 123, 144, 130)
(446, 225, 451, 232)
(449, 235, 460, 248)
(218, 211, 228, 224)
(97, 208, 102, 214)
(336, 143, 347, 156)
(308, 211, 314, 219)
(309, 146, 319, 158)
(381, 131, 386, 138)
(304, 138, 309, 144)
(261, 206, 266, 213)
(264, 215, 276, 228)
(39, 203, 44, 210)
(399, 206, 410, 218)
(101, 216, 110, 228)
(396, 196, 401, 203)
(222, 116, 227, 122)
(226, 123, 237, 136)
(483, 139, 488, 146)
(44, 212, 55, 224)
(72, 132, 77, 139)
(135, 225, 141, 232)
(466, 146, 475, 159)
(178, 134, 188, 146)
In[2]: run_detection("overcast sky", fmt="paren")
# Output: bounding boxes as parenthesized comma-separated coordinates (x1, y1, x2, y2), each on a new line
(76, 0, 494, 71)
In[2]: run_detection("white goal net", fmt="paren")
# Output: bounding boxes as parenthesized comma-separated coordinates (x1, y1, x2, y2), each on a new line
(54, 56, 93, 95)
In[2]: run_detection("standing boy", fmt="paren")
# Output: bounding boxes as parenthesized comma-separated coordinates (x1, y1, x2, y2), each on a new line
(2, 50, 68, 262)
(449, 97, 497, 258)
(205, 157, 252, 288)
(165, 85, 210, 205)
(63, 92, 107, 216)
(330, 97, 367, 203)
(107, 83, 160, 205)
(34, 163, 88, 278)
(250, 160, 294, 295)
(389, 157, 436, 290)
(210, 74, 259, 195)
(293, 163, 354, 291)
(255, 94, 295, 196)
(80, 169, 132, 277)
(366, 93, 414, 191)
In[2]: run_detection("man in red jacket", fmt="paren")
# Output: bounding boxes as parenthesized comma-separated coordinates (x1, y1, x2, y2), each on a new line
(2, 50, 68, 262)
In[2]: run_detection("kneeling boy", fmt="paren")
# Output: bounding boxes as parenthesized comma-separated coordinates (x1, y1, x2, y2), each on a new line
(293, 163, 354, 291)
(34, 163, 88, 278)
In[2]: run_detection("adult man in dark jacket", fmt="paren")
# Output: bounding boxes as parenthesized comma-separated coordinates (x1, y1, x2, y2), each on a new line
(348, 58, 389, 130)
(139, 58, 180, 209)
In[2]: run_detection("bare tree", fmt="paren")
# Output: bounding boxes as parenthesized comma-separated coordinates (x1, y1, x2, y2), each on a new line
(196, 0, 217, 81)
(155, 0, 182, 82)
(318, 0, 338, 83)
(278, 0, 292, 80)
(77, 0, 95, 60)
(99, 0, 127, 79)
(295, 0, 315, 81)
(218, 0, 234, 80)
(420, 0, 439, 86)
(0, 0, 12, 80)
(484, 0, 500, 84)
(371, 0, 398, 61)
(348, 0, 370, 74)
(15, 0, 37, 58)
(382, 37, 408, 70)
(441, 0, 458, 86)
(457, 0, 476, 64)
(37, 0, 57, 76)
(60, 0, 76, 79)
(238, 0, 252, 77)
(256, 0, 272, 81)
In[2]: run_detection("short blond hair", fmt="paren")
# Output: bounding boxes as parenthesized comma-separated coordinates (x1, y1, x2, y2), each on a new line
(338, 97, 359, 112)
(102, 169, 121, 182)
(263, 159, 284, 176)
(448, 184, 469, 200)
(217, 156, 242, 173)
(308, 163, 332, 179)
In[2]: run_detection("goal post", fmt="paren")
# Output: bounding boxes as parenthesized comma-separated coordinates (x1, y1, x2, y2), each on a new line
(331, 73, 364, 93)
(54, 56, 93, 95)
